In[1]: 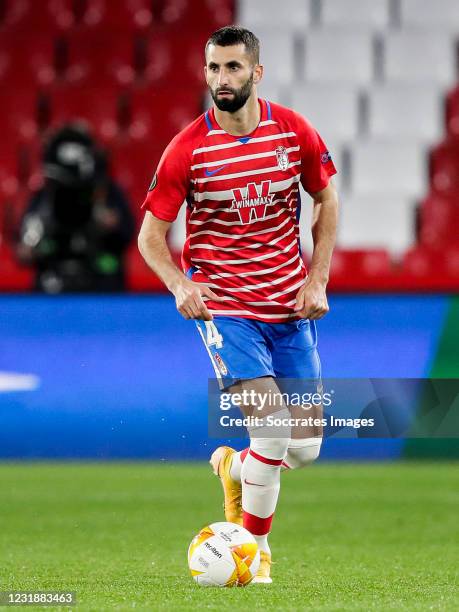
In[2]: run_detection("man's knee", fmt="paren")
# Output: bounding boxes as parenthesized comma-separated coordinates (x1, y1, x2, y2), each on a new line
(250, 435, 290, 462)
(284, 438, 322, 469)
(247, 405, 291, 461)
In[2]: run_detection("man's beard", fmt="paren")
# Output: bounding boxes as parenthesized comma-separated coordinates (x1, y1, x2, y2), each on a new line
(210, 75, 254, 113)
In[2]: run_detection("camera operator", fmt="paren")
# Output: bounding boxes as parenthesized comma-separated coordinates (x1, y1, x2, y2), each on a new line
(18, 124, 135, 293)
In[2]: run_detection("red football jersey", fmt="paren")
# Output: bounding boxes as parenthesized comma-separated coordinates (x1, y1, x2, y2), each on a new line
(142, 99, 336, 322)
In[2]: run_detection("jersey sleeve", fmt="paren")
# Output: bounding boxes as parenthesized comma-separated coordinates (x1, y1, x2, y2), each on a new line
(141, 134, 191, 222)
(294, 112, 337, 194)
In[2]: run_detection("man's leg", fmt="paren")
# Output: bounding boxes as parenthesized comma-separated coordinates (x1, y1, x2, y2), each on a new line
(282, 437, 322, 469)
(281, 399, 323, 469)
(270, 318, 324, 470)
(229, 447, 248, 481)
(203, 317, 279, 534)
(235, 377, 291, 582)
(228, 415, 322, 476)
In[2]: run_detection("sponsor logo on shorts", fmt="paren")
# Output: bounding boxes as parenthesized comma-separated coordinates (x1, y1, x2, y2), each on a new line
(214, 352, 228, 376)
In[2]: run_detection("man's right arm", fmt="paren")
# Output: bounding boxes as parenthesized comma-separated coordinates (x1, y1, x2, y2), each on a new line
(138, 211, 221, 321)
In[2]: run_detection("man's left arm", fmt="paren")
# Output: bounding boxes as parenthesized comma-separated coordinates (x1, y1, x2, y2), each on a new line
(294, 181, 339, 319)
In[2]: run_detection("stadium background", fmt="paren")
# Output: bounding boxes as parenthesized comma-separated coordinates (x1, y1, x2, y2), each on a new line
(1, 0, 457, 460)
(1, 1, 458, 609)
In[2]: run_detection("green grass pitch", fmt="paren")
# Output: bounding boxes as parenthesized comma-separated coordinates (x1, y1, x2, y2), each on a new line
(1, 462, 458, 611)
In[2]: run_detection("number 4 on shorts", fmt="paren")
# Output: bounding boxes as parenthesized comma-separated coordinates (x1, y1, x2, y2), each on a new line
(205, 321, 223, 349)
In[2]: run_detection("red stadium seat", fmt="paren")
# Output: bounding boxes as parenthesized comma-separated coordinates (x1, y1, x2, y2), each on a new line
(109, 140, 161, 215)
(77, 0, 154, 31)
(430, 140, 459, 197)
(419, 193, 459, 247)
(0, 34, 57, 88)
(0, 0, 74, 34)
(0, 90, 40, 144)
(0, 243, 34, 290)
(128, 86, 203, 145)
(21, 138, 44, 193)
(330, 249, 391, 277)
(64, 29, 137, 87)
(157, 0, 233, 32)
(0, 89, 42, 197)
(402, 247, 437, 277)
(125, 244, 167, 291)
(0, 186, 32, 242)
(444, 246, 459, 277)
(47, 86, 122, 144)
(403, 245, 459, 281)
(446, 85, 459, 138)
(144, 30, 208, 86)
(0, 146, 19, 199)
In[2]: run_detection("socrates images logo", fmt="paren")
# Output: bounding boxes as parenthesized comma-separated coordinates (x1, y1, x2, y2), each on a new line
(230, 180, 274, 224)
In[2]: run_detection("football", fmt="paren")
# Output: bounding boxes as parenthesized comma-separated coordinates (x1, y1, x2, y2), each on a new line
(187, 521, 260, 587)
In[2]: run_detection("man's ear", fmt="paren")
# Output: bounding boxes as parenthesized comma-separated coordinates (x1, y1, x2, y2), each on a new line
(253, 64, 264, 85)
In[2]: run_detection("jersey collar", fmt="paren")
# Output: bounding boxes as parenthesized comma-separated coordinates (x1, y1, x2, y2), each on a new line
(205, 98, 271, 137)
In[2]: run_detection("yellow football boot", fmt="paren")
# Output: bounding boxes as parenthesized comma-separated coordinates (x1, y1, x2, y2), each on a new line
(209, 446, 242, 525)
(252, 551, 272, 584)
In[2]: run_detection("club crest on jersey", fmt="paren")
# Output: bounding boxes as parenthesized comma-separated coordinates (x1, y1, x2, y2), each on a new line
(275, 145, 289, 171)
(230, 180, 274, 224)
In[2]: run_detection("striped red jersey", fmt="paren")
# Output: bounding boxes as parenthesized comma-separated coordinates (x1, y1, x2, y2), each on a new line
(142, 99, 337, 323)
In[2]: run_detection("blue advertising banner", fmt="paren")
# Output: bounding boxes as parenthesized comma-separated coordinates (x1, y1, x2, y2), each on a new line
(0, 295, 449, 460)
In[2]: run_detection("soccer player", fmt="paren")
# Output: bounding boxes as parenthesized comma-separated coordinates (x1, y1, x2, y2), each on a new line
(138, 26, 338, 583)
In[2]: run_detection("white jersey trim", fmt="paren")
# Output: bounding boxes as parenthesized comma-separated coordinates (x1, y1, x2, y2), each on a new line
(205, 119, 277, 137)
(189, 207, 290, 227)
(193, 174, 301, 203)
(190, 224, 296, 251)
(193, 186, 298, 216)
(192, 132, 297, 155)
(194, 160, 301, 184)
(204, 262, 305, 294)
(190, 146, 300, 170)
(268, 277, 305, 300)
(210, 309, 296, 319)
(206, 252, 301, 279)
(189, 215, 291, 240)
(191, 237, 297, 266)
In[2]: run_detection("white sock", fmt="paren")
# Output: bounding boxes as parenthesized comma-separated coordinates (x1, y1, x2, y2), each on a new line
(241, 451, 281, 519)
(229, 451, 243, 482)
(254, 534, 271, 555)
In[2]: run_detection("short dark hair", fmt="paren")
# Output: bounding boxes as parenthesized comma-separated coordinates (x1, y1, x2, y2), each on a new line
(205, 25, 260, 65)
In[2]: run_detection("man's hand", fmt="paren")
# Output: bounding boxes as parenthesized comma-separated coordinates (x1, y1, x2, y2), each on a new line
(294, 277, 329, 320)
(138, 213, 224, 321)
(172, 278, 224, 321)
(293, 181, 338, 320)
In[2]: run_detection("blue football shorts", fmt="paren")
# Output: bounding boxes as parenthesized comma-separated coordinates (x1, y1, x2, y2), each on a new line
(195, 316, 322, 389)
